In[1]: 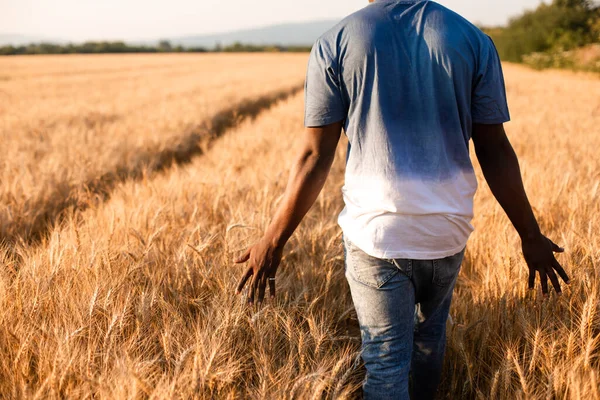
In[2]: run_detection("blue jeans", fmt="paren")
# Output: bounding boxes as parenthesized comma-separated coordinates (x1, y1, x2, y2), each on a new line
(344, 236, 464, 400)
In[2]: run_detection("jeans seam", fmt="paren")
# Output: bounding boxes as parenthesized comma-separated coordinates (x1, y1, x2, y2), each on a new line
(390, 258, 413, 279)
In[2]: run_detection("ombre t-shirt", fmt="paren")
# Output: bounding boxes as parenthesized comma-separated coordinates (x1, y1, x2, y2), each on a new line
(304, 0, 510, 260)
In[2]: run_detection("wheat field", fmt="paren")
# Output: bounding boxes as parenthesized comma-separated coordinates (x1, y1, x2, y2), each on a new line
(0, 54, 599, 399)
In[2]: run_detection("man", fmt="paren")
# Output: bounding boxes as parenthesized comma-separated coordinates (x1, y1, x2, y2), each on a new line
(235, 0, 570, 399)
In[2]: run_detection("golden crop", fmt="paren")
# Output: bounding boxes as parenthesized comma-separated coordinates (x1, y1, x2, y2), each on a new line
(0, 54, 598, 399)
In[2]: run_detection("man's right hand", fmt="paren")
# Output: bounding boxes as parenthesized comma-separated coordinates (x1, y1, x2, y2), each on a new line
(473, 123, 571, 296)
(521, 234, 570, 296)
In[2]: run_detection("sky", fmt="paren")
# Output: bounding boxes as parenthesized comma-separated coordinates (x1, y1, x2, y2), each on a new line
(1, 0, 547, 42)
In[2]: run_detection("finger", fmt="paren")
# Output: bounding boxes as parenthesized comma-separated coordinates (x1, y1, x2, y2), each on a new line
(268, 276, 276, 299)
(257, 275, 267, 305)
(236, 267, 253, 294)
(235, 250, 251, 264)
(248, 276, 256, 305)
(528, 268, 536, 290)
(539, 270, 549, 296)
(549, 239, 565, 253)
(545, 267, 562, 295)
(248, 273, 260, 305)
(552, 259, 570, 284)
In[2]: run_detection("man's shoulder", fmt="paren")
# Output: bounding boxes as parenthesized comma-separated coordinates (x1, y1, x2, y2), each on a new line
(427, 2, 490, 43)
(314, 4, 383, 49)
(313, 1, 491, 55)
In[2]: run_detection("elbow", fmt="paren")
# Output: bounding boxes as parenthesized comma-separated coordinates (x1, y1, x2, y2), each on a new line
(477, 142, 520, 173)
(298, 147, 333, 172)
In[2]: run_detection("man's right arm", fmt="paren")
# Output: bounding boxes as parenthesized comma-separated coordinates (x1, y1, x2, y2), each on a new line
(472, 123, 570, 295)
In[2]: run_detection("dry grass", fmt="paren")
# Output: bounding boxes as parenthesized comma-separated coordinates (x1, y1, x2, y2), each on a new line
(0, 55, 599, 399)
(574, 44, 600, 68)
(0, 54, 306, 245)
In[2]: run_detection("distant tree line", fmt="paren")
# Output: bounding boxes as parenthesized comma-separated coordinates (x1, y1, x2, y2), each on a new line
(0, 40, 312, 56)
(483, 0, 599, 67)
(3, 0, 598, 72)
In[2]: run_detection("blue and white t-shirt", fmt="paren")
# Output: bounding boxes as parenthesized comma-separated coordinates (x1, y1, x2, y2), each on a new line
(304, 0, 510, 260)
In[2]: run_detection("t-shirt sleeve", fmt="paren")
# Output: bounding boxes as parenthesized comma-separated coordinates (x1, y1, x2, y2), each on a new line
(471, 36, 511, 125)
(304, 39, 347, 127)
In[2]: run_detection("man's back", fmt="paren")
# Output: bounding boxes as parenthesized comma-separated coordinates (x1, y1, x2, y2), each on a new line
(305, 0, 510, 259)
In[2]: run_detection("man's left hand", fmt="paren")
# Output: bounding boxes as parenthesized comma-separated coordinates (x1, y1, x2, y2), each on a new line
(235, 237, 283, 305)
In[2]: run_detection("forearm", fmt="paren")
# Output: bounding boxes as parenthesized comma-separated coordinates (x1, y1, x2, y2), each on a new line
(264, 148, 335, 248)
(475, 136, 541, 240)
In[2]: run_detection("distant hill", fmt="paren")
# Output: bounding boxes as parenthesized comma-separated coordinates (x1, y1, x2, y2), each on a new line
(167, 20, 340, 48)
(0, 20, 340, 49)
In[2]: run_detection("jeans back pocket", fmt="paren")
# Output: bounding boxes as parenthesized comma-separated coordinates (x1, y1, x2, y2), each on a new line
(432, 249, 465, 287)
(344, 238, 400, 289)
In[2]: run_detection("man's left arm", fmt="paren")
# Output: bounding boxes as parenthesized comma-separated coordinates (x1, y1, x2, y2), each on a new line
(234, 121, 343, 304)
(235, 37, 347, 305)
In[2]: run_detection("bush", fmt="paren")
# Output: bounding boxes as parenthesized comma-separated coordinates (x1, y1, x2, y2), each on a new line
(487, 0, 599, 63)
(522, 50, 576, 69)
